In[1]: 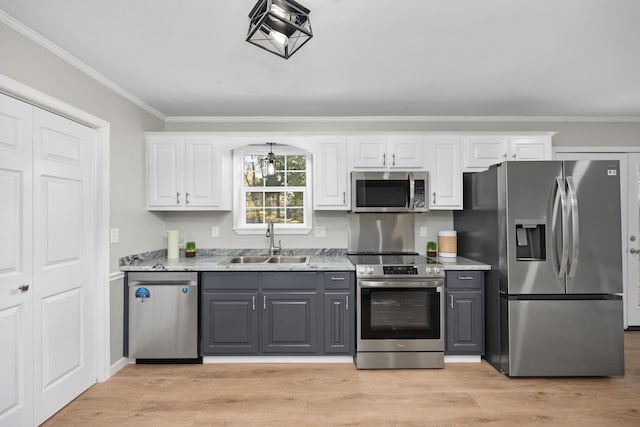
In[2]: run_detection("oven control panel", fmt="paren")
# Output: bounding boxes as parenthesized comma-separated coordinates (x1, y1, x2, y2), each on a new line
(356, 265, 443, 278)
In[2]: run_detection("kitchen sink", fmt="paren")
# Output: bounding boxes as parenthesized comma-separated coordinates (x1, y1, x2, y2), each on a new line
(227, 256, 270, 263)
(266, 256, 309, 264)
(225, 255, 309, 264)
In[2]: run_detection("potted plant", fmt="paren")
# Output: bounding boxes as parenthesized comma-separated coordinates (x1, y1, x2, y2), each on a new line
(426, 241, 437, 258)
(185, 241, 196, 258)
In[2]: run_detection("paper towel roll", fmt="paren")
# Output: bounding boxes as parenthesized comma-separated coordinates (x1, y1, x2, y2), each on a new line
(167, 230, 179, 259)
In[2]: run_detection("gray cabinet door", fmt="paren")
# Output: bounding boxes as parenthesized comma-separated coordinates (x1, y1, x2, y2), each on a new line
(202, 292, 259, 354)
(261, 292, 318, 353)
(323, 293, 352, 354)
(445, 290, 483, 354)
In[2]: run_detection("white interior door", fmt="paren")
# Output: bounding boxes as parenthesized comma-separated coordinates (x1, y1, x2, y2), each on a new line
(33, 108, 96, 424)
(626, 154, 640, 326)
(554, 152, 631, 326)
(0, 94, 34, 426)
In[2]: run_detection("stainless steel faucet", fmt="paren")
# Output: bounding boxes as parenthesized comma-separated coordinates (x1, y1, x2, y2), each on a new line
(266, 219, 281, 256)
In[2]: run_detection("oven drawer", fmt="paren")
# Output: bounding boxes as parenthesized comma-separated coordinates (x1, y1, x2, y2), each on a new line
(445, 271, 483, 289)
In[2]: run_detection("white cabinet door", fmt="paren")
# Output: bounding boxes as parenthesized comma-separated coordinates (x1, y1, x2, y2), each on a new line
(314, 137, 349, 210)
(428, 136, 462, 210)
(508, 136, 552, 161)
(463, 136, 508, 170)
(351, 135, 388, 168)
(0, 94, 34, 427)
(148, 135, 184, 208)
(388, 136, 425, 169)
(185, 138, 226, 208)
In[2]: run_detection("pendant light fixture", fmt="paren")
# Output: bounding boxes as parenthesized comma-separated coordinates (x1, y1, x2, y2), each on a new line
(246, 0, 313, 59)
(262, 143, 277, 177)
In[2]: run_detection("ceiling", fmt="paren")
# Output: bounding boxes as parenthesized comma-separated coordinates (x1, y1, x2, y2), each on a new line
(1, 0, 639, 119)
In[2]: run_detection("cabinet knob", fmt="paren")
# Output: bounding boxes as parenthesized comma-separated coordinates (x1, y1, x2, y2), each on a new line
(630, 248, 639, 254)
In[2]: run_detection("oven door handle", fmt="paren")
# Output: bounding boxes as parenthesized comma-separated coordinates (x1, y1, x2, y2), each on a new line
(358, 280, 444, 289)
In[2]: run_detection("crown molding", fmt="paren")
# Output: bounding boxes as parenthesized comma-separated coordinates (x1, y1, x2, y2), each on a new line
(0, 10, 166, 121)
(165, 115, 640, 123)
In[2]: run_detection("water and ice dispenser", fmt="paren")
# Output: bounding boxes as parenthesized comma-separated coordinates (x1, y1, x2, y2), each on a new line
(515, 222, 546, 261)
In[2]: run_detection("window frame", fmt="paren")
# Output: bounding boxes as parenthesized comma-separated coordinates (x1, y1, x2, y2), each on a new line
(232, 145, 313, 235)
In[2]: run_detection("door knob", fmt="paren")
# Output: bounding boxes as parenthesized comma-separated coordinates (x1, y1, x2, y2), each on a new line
(18, 284, 30, 292)
(630, 248, 639, 254)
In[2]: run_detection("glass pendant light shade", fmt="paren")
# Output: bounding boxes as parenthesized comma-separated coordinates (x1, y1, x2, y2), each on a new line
(247, 0, 313, 59)
(262, 143, 277, 177)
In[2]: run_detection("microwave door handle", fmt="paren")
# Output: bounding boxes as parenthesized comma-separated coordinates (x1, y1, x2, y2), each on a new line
(408, 174, 415, 210)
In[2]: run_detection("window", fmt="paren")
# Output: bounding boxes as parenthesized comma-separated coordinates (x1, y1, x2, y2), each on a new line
(233, 145, 312, 234)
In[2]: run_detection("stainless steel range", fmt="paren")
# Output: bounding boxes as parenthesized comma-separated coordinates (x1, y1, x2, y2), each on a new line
(347, 214, 445, 369)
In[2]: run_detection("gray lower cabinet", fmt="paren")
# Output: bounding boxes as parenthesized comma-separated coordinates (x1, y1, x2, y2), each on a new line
(201, 270, 354, 356)
(445, 271, 484, 355)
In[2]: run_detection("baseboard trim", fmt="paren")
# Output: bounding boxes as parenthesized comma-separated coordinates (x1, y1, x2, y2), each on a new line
(109, 357, 129, 378)
(444, 355, 482, 363)
(203, 356, 354, 364)
(626, 326, 640, 331)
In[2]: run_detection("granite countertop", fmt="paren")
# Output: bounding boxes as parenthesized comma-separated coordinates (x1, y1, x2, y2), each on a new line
(120, 249, 490, 272)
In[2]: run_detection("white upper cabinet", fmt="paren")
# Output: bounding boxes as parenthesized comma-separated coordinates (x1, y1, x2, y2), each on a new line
(147, 134, 230, 210)
(463, 133, 553, 171)
(314, 136, 349, 210)
(351, 135, 425, 169)
(426, 135, 463, 210)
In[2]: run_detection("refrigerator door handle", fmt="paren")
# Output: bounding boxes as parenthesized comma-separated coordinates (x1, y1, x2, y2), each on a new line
(553, 177, 570, 277)
(566, 176, 580, 277)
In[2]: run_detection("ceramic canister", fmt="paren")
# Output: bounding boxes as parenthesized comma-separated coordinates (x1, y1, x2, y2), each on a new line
(167, 230, 179, 259)
(438, 230, 457, 258)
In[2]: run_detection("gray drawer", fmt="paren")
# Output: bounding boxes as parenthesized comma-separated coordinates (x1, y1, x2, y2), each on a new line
(322, 272, 353, 290)
(201, 272, 260, 290)
(262, 272, 317, 290)
(445, 271, 484, 289)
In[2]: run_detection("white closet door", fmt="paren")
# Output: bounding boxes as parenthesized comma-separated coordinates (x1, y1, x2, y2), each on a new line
(0, 94, 34, 426)
(32, 108, 96, 424)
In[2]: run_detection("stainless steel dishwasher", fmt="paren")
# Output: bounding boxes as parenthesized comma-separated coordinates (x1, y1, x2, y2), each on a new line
(128, 272, 200, 362)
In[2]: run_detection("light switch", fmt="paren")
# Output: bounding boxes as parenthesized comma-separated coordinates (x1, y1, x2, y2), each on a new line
(211, 226, 219, 237)
(110, 228, 119, 243)
(419, 226, 428, 237)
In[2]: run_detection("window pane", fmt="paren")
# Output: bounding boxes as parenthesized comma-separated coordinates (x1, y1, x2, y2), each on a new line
(265, 208, 285, 223)
(265, 192, 284, 207)
(275, 156, 285, 171)
(246, 192, 264, 207)
(244, 172, 264, 187)
(287, 155, 306, 171)
(265, 173, 285, 187)
(287, 172, 306, 186)
(286, 209, 304, 224)
(246, 208, 265, 224)
(286, 191, 304, 207)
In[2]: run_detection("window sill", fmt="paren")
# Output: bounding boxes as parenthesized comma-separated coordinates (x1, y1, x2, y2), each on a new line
(233, 226, 312, 235)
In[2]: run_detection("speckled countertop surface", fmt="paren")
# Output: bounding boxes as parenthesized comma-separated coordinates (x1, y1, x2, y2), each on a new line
(119, 249, 490, 272)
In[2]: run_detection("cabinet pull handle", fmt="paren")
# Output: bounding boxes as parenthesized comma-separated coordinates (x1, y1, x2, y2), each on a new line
(346, 295, 349, 311)
(263, 296, 267, 310)
(252, 296, 256, 311)
(176, 192, 181, 205)
(432, 192, 436, 204)
(18, 284, 30, 292)
(343, 192, 346, 204)
(330, 277, 345, 281)
(512, 154, 517, 159)
(502, 153, 507, 159)
(458, 276, 474, 280)
(449, 294, 454, 308)
(382, 153, 386, 166)
(186, 192, 190, 204)
(392, 153, 396, 166)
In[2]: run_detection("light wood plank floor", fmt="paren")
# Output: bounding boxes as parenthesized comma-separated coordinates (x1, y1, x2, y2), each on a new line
(44, 332, 640, 426)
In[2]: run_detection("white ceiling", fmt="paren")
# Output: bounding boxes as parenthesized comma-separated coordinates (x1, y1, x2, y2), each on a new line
(1, 0, 639, 119)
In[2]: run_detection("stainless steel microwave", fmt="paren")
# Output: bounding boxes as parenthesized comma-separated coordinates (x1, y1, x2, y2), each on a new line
(351, 171, 429, 213)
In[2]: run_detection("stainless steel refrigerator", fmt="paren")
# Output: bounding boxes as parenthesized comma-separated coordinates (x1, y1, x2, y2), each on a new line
(455, 160, 624, 376)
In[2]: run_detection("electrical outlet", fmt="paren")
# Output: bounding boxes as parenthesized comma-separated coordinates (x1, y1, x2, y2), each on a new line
(211, 226, 219, 237)
(419, 226, 428, 237)
(110, 228, 119, 243)
(315, 226, 327, 238)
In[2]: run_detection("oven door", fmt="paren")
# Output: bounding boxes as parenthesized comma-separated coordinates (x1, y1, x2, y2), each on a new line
(357, 279, 444, 352)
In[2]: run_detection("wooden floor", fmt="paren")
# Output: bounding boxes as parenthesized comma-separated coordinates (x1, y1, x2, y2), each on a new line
(44, 332, 640, 426)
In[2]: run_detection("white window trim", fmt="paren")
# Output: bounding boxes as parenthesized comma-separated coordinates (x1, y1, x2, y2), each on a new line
(233, 144, 313, 235)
